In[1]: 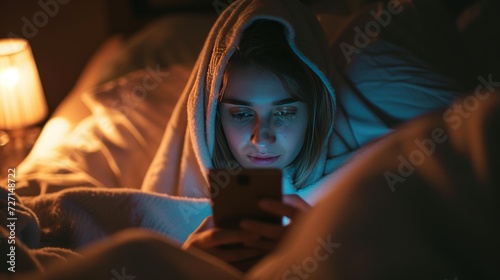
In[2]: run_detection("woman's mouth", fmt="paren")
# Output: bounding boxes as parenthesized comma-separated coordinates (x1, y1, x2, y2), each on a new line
(247, 155, 280, 166)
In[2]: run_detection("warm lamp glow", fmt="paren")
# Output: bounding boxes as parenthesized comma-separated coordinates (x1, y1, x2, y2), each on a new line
(0, 68, 21, 89)
(0, 38, 48, 130)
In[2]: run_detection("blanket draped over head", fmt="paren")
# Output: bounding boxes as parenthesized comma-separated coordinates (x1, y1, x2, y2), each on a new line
(141, 0, 336, 200)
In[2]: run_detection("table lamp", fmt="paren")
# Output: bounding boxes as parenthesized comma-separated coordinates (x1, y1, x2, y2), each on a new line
(0, 38, 48, 171)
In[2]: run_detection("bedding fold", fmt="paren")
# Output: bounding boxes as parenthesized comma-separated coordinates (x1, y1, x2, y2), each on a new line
(0, 185, 211, 274)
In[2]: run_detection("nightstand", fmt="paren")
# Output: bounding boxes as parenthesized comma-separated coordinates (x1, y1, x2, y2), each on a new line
(0, 128, 40, 177)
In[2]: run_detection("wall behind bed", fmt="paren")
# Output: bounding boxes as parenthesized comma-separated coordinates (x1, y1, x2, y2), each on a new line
(2, 0, 455, 120)
(0, 0, 216, 121)
(0, 0, 110, 120)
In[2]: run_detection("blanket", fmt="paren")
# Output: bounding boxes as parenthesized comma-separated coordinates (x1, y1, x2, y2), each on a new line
(0, 186, 210, 274)
(246, 89, 500, 280)
(3, 88, 499, 280)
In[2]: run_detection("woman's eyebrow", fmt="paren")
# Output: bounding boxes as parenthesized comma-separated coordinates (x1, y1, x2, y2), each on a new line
(272, 98, 298, 106)
(220, 98, 298, 106)
(220, 98, 251, 106)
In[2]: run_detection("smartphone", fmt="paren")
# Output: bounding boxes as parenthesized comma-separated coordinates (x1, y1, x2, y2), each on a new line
(209, 168, 283, 229)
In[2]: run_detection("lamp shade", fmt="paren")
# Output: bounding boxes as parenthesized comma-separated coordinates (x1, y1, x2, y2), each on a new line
(0, 38, 47, 130)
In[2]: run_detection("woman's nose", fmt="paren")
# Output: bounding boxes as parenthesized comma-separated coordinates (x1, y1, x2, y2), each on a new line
(251, 119, 276, 145)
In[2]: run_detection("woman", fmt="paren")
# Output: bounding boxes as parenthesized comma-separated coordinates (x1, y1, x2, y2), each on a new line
(183, 19, 335, 268)
(140, 0, 337, 269)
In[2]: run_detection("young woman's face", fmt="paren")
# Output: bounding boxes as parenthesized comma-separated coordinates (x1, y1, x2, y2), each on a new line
(219, 64, 308, 169)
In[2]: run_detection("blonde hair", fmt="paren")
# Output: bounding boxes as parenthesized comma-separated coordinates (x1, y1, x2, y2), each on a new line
(211, 20, 333, 189)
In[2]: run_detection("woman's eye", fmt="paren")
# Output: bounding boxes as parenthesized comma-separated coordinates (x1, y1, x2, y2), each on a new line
(230, 111, 253, 120)
(274, 110, 296, 119)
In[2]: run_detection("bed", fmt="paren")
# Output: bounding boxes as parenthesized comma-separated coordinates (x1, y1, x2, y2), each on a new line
(15, 0, 485, 195)
(1, 0, 499, 279)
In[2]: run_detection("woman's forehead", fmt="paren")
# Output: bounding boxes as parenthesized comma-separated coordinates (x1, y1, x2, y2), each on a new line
(221, 64, 294, 104)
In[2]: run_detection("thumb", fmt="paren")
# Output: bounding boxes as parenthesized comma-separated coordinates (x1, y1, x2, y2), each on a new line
(195, 216, 214, 232)
(283, 194, 311, 211)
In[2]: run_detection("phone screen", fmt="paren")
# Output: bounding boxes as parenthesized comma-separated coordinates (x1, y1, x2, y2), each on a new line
(209, 168, 283, 229)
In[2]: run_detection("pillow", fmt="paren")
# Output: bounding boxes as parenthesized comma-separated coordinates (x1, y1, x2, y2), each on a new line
(17, 65, 191, 194)
(95, 13, 216, 85)
(17, 13, 217, 195)
(327, 1, 465, 160)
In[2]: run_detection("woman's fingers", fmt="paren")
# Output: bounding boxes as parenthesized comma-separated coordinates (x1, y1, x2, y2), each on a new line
(184, 197, 312, 264)
(242, 237, 277, 251)
(283, 194, 312, 211)
(258, 195, 311, 219)
(240, 219, 285, 240)
(259, 199, 298, 218)
(236, 195, 312, 249)
(193, 216, 214, 232)
(188, 228, 260, 248)
(206, 246, 263, 263)
(184, 221, 264, 263)
(188, 216, 259, 247)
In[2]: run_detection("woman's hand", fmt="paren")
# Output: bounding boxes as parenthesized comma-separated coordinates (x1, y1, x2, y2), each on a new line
(182, 195, 310, 270)
(239, 194, 311, 251)
(182, 216, 265, 263)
